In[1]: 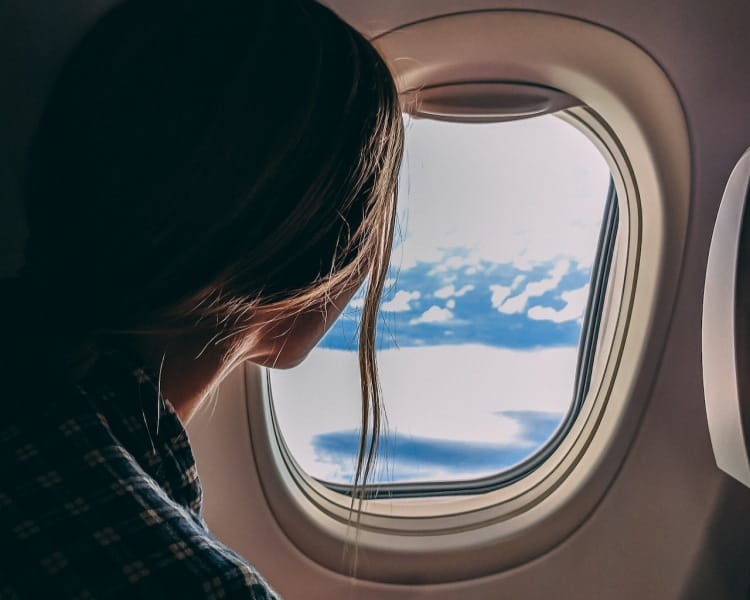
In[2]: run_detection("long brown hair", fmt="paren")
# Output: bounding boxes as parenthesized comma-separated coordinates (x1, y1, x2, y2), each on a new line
(15, 0, 403, 504)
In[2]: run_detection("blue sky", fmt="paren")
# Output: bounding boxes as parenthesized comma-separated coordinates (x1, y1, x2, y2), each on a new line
(270, 115, 611, 486)
(321, 255, 592, 353)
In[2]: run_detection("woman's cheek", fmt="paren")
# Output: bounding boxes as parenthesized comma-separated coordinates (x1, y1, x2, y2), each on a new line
(253, 308, 336, 369)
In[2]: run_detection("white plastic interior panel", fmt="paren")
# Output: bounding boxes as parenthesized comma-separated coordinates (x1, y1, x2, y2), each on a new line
(703, 147, 750, 487)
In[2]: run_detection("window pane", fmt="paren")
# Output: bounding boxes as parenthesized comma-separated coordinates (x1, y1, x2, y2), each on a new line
(270, 114, 612, 487)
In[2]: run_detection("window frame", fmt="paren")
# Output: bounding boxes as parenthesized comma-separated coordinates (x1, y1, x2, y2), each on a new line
(253, 103, 634, 520)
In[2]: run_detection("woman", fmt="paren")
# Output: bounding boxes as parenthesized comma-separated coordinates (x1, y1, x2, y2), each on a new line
(0, 0, 404, 597)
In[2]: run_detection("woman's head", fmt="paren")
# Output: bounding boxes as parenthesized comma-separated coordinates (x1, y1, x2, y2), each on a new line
(26, 0, 402, 334)
(21, 0, 403, 490)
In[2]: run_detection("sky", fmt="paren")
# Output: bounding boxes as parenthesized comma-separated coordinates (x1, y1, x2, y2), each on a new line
(270, 114, 611, 486)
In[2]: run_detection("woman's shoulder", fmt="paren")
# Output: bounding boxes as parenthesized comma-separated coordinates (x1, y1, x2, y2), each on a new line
(0, 347, 279, 599)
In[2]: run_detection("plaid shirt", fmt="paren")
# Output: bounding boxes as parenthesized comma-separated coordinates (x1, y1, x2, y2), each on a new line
(0, 347, 279, 599)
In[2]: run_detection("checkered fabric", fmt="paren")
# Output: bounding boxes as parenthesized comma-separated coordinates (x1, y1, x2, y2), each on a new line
(0, 347, 279, 599)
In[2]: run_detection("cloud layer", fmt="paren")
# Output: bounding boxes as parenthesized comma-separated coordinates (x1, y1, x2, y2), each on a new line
(311, 409, 563, 484)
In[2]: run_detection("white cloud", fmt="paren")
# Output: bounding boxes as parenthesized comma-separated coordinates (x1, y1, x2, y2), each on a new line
(511, 275, 526, 290)
(349, 297, 365, 309)
(528, 284, 590, 323)
(434, 285, 455, 299)
(513, 254, 534, 272)
(428, 254, 481, 275)
(446, 299, 456, 309)
(497, 293, 528, 315)
(489, 285, 512, 309)
(390, 237, 444, 270)
(435, 283, 475, 299)
(495, 259, 570, 315)
(527, 259, 570, 294)
(409, 305, 454, 324)
(382, 290, 421, 312)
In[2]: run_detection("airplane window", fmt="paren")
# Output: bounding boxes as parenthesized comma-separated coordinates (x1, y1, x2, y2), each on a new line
(268, 114, 614, 496)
